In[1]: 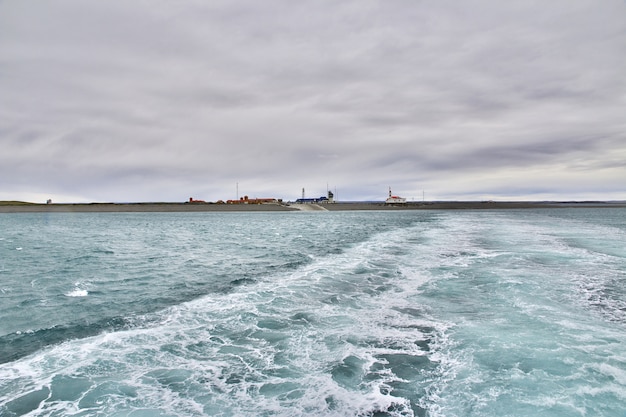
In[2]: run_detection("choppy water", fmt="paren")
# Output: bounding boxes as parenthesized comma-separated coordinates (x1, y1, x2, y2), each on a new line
(0, 208, 624, 416)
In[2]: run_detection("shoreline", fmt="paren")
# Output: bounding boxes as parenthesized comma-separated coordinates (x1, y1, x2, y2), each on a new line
(1, 201, 624, 213)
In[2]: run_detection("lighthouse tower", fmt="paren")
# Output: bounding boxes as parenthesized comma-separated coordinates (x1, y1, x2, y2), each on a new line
(385, 187, 407, 204)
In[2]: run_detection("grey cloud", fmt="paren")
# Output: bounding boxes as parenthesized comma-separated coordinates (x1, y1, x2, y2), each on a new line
(1, 0, 625, 202)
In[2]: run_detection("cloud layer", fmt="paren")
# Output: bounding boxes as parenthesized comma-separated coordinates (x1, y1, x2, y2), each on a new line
(1, 0, 625, 202)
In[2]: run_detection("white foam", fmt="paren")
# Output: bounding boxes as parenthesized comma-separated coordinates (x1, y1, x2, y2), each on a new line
(65, 288, 88, 297)
(576, 383, 626, 401)
(596, 363, 626, 386)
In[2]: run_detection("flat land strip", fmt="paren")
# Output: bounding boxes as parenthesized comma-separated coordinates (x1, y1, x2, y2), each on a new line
(1, 201, 624, 213)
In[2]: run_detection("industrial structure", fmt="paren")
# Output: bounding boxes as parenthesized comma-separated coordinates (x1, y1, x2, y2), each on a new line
(296, 190, 334, 204)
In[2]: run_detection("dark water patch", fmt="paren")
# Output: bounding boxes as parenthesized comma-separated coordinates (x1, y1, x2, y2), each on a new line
(78, 358, 131, 377)
(251, 329, 289, 344)
(185, 340, 213, 355)
(92, 248, 115, 255)
(262, 256, 311, 271)
(331, 355, 366, 389)
(364, 353, 434, 417)
(350, 326, 437, 354)
(413, 338, 431, 352)
(259, 381, 302, 400)
(257, 318, 289, 330)
(2, 386, 50, 417)
(392, 306, 428, 318)
(369, 402, 426, 417)
(217, 344, 255, 356)
(159, 342, 188, 358)
(49, 375, 93, 401)
(77, 381, 138, 409)
(353, 265, 370, 275)
(325, 395, 340, 412)
(370, 353, 433, 381)
(321, 295, 342, 305)
(264, 363, 295, 379)
(363, 284, 394, 296)
(0, 316, 129, 364)
(223, 373, 243, 385)
(289, 311, 316, 325)
(208, 335, 226, 344)
(143, 369, 193, 392)
(229, 277, 257, 287)
(18, 298, 43, 308)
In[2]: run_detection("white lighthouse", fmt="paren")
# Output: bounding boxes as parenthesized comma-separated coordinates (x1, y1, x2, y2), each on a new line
(385, 187, 406, 204)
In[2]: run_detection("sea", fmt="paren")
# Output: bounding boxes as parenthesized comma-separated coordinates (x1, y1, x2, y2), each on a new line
(0, 208, 624, 417)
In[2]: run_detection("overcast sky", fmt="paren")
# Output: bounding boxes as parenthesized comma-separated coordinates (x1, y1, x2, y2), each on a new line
(1, 0, 625, 203)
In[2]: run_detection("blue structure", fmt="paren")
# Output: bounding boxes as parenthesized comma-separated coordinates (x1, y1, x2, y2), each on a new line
(295, 196, 328, 204)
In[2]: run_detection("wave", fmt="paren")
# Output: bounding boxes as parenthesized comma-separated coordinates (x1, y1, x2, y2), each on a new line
(0, 317, 131, 365)
(0, 214, 424, 365)
(3, 210, 623, 416)
(0, 216, 449, 416)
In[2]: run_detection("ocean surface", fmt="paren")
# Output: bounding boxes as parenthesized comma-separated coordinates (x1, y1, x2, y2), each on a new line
(0, 208, 624, 417)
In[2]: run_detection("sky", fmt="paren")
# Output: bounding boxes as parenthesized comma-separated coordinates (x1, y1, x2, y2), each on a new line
(1, 0, 625, 203)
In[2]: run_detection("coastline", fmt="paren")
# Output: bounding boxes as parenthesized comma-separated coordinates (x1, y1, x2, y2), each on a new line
(1, 201, 624, 213)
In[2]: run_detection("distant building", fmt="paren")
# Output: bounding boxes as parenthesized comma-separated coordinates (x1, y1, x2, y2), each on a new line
(385, 187, 406, 204)
(296, 190, 335, 204)
(226, 196, 280, 204)
(296, 196, 327, 204)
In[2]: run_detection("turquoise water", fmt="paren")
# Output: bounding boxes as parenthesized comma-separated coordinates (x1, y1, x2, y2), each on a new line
(0, 209, 624, 416)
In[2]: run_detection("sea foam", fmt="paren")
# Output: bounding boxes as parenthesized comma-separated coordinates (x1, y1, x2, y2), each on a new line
(65, 288, 88, 297)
